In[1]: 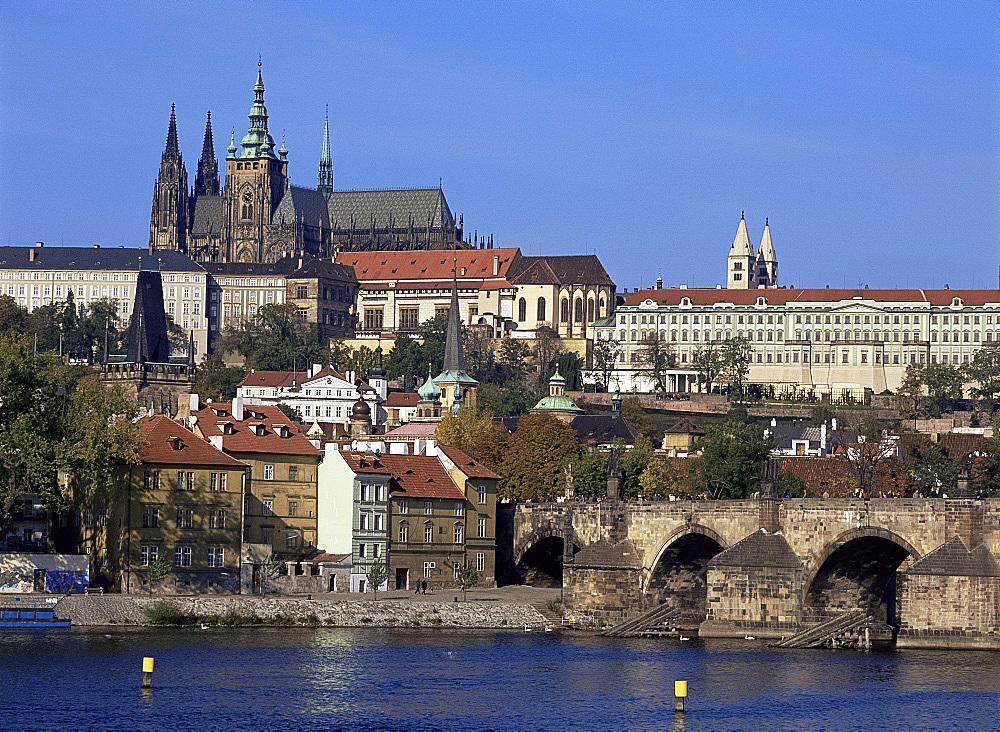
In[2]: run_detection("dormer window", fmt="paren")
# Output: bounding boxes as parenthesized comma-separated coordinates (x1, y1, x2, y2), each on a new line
(217, 421, 234, 435)
(253, 424, 266, 436)
(167, 436, 184, 451)
(756, 296, 767, 307)
(952, 297, 962, 307)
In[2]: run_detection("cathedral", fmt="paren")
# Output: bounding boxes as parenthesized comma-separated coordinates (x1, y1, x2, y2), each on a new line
(149, 64, 467, 264)
(726, 212, 778, 289)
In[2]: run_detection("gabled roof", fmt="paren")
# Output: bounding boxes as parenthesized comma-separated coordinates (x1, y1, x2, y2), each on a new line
(773, 456, 855, 495)
(438, 445, 501, 480)
(274, 185, 330, 228)
(238, 371, 308, 389)
(338, 452, 392, 476)
(327, 188, 456, 230)
(191, 196, 225, 234)
(203, 258, 298, 277)
(336, 248, 519, 283)
(568, 415, 636, 446)
(193, 403, 320, 457)
(385, 392, 419, 407)
(288, 258, 357, 283)
(384, 422, 438, 437)
(665, 418, 704, 436)
(0, 246, 203, 272)
(140, 415, 246, 468)
(708, 529, 801, 569)
(905, 536, 999, 577)
(507, 255, 614, 287)
(377, 453, 466, 500)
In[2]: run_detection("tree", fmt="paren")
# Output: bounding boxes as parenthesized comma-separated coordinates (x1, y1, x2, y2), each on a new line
(622, 396, 652, 439)
(462, 324, 495, 380)
(476, 381, 538, 418)
(417, 313, 449, 376)
(532, 326, 561, 373)
(193, 353, 247, 401)
(896, 364, 924, 413)
(365, 557, 388, 600)
(142, 555, 172, 597)
(845, 414, 899, 495)
(499, 412, 582, 500)
(260, 552, 283, 596)
(495, 336, 530, 383)
(384, 334, 422, 381)
(620, 435, 654, 499)
(455, 561, 480, 601)
(591, 337, 621, 392)
(776, 472, 807, 498)
(572, 451, 609, 498)
(809, 405, 836, 426)
(553, 351, 583, 391)
(692, 344, 724, 394)
(434, 406, 507, 471)
(922, 363, 963, 416)
(694, 420, 773, 499)
(963, 343, 1000, 411)
(720, 336, 752, 402)
(639, 458, 668, 497)
(0, 295, 26, 334)
(638, 333, 675, 392)
(973, 419, 1000, 496)
(909, 440, 960, 494)
(216, 303, 325, 371)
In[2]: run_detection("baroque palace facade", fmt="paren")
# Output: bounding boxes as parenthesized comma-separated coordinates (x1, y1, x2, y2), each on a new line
(149, 64, 467, 265)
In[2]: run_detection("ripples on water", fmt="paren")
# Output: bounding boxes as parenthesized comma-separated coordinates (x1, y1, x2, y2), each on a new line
(2, 628, 998, 731)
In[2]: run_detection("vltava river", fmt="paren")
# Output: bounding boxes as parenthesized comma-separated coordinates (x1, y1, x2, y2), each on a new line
(3, 627, 998, 730)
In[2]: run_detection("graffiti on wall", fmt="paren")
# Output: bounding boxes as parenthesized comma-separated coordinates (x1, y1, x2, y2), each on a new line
(0, 570, 33, 593)
(45, 570, 88, 594)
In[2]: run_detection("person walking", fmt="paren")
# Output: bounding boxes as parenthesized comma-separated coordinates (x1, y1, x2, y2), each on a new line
(421, 579, 428, 595)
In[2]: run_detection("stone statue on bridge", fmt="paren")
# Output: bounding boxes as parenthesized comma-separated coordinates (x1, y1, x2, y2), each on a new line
(564, 462, 575, 499)
(606, 449, 624, 500)
(760, 458, 779, 499)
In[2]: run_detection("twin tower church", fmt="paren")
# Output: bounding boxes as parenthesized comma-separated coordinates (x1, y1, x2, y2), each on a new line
(149, 64, 467, 264)
(727, 212, 779, 289)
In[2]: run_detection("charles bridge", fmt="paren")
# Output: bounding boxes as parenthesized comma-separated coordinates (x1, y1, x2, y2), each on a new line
(512, 496, 1000, 648)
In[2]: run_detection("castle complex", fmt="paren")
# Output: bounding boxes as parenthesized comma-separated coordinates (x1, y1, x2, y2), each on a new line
(149, 64, 466, 264)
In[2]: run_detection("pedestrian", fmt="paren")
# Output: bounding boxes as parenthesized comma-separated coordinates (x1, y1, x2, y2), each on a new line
(421, 579, 428, 595)
(414, 580, 420, 595)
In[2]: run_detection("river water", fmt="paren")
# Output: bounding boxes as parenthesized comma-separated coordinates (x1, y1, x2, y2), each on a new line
(3, 627, 997, 730)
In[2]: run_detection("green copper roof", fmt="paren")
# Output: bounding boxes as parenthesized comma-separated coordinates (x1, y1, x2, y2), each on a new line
(533, 395, 583, 412)
(239, 64, 278, 160)
(417, 363, 441, 400)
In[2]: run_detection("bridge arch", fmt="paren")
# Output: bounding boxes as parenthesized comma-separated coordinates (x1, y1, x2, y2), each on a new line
(804, 527, 921, 626)
(514, 527, 582, 588)
(642, 524, 728, 620)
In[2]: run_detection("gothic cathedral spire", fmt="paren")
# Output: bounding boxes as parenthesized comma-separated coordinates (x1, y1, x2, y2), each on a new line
(194, 111, 220, 197)
(149, 103, 189, 253)
(318, 106, 333, 196)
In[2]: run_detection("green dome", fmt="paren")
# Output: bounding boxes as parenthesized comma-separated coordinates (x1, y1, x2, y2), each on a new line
(532, 395, 583, 412)
(417, 363, 440, 401)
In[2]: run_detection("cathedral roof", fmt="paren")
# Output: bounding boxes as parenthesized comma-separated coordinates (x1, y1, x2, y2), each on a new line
(758, 218, 777, 263)
(336, 248, 519, 283)
(273, 185, 330, 228)
(0, 246, 203, 272)
(326, 188, 456, 230)
(507, 254, 614, 286)
(191, 196, 225, 234)
(729, 213, 754, 256)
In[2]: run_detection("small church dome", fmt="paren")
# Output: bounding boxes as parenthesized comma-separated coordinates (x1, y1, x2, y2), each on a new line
(351, 397, 371, 420)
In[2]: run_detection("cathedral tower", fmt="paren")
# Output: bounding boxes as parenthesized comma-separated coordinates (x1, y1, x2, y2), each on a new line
(317, 107, 333, 197)
(149, 104, 189, 253)
(194, 111, 220, 197)
(727, 212, 755, 289)
(224, 63, 288, 262)
(756, 217, 778, 287)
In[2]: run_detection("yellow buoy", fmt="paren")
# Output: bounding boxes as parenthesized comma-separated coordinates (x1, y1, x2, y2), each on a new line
(674, 680, 687, 713)
(142, 656, 155, 688)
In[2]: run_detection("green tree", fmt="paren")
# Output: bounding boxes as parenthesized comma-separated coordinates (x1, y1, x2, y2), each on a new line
(455, 561, 480, 601)
(923, 362, 963, 416)
(896, 363, 924, 412)
(0, 295, 26, 334)
(434, 406, 507, 471)
(591, 338, 621, 392)
(846, 414, 899, 494)
(622, 396, 652, 439)
(142, 555, 173, 597)
(365, 557, 388, 599)
(776, 471, 807, 498)
(963, 343, 1000, 411)
(572, 451, 609, 498)
(720, 336, 753, 402)
(476, 381, 538, 418)
(973, 419, 1000, 495)
(499, 412, 582, 500)
(638, 333, 675, 392)
(809, 405, 836, 426)
(909, 440, 960, 494)
(462, 324, 495, 380)
(216, 303, 325, 371)
(532, 326, 561, 373)
(620, 434, 654, 499)
(417, 313, 450, 376)
(193, 353, 247, 401)
(694, 420, 773, 499)
(692, 344, 724, 394)
(638, 458, 668, 497)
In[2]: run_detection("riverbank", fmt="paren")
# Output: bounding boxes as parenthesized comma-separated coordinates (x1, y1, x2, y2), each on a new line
(54, 591, 554, 629)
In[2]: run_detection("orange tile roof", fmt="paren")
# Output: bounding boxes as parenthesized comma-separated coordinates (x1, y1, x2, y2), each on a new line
(386, 392, 419, 407)
(193, 403, 321, 457)
(438, 445, 501, 480)
(238, 371, 308, 389)
(336, 248, 520, 283)
(623, 287, 1000, 308)
(338, 452, 393, 476)
(139, 415, 246, 468)
(377, 453, 466, 500)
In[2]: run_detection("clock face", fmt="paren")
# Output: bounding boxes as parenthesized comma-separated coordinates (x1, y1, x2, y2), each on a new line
(242, 190, 253, 203)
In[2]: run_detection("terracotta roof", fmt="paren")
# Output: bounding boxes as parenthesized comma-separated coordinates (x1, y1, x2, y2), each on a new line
(773, 457, 856, 495)
(386, 392, 419, 407)
(336, 249, 520, 283)
(438, 445, 501, 480)
(338, 452, 393, 476)
(193, 403, 321, 457)
(378, 453, 466, 500)
(623, 287, 1000, 308)
(312, 552, 351, 563)
(238, 371, 307, 389)
(899, 432, 987, 464)
(384, 423, 438, 437)
(665, 418, 704, 435)
(139, 415, 246, 468)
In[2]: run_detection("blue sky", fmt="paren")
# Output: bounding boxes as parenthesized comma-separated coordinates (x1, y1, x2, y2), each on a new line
(1, 2, 998, 290)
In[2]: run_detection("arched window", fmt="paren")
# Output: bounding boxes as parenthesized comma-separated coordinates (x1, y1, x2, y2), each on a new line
(587, 298, 595, 322)
(599, 297, 606, 313)
(574, 297, 583, 322)
(560, 298, 569, 323)
(518, 298, 526, 321)
(537, 297, 546, 322)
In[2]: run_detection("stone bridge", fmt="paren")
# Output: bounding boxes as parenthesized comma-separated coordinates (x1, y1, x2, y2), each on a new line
(513, 498, 1000, 648)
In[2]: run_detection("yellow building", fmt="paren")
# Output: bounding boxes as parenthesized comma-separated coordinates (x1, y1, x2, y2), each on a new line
(73, 415, 247, 594)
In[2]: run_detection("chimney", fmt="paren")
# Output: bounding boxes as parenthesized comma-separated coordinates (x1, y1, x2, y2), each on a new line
(821, 422, 828, 453)
(233, 394, 244, 422)
(492, 255, 499, 276)
(29, 248, 36, 262)
(148, 242, 154, 255)
(311, 363, 322, 378)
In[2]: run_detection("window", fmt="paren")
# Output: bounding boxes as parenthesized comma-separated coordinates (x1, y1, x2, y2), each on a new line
(360, 484, 371, 501)
(478, 515, 487, 538)
(297, 285, 308, 299)
(423, 561, 435, 578)
(263, 500, 274, 517)
(174, 546, 192, 567)
(425, 501, 433, 515)
(288, 465, 298, 481)
(454, 525, 464, 544)
(208, 547, 225, 568)
(399, 523, 409, 543)
(399, 307, 419, 330)
(398, 500, 408, 514)
(140, 546, 158, 566)
(478, 485, 487, 504)
(358, 543, 367, 558)
(286, 532, 298, 549)
(360, 513, 369, 530)
(208, 509, 226, 529)
(454, 562, 462, 579)
(364, 308, 384, 331)
(455, 501, 465, 516)
(142, 506, 159, 528)
(476, 552, 485, 572)
(424, 523, 433, 543)
(537, 297, 546, 322)
(375, 484, 386, 501)
(374, 513, 383, 531)
(176, 508, 193, 529)
(264, 465, 274, 481)
(518, 298, 527, 321)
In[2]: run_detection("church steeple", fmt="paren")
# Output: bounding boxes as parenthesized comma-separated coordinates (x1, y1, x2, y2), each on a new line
(239, 61, 277, 159)
(432, 261, 478, 415)
(149, 104, 189, 253)
(194, 111, 220, 197)
(317, 106, 333, 196)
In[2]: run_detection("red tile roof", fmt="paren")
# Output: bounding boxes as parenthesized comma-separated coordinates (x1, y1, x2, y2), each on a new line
(438, 445, 501, 480)
(386, 392, 419, 407)
(336, 248, 520, 283)
(338, 452, 393, 476)
(238, 371, 307, 389)
(139, 415, 246, 468)
(377, 453, 466, 500)
(193, 403, 321, 457)
(623, 287, 1000, 308)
